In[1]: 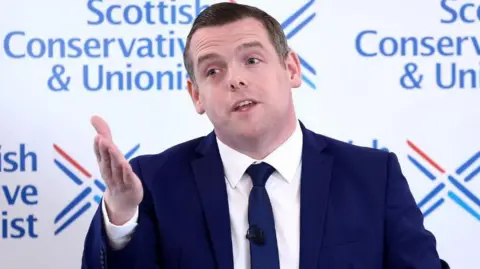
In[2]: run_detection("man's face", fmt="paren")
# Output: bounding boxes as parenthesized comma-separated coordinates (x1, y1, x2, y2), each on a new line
(187, 18, 302, 141)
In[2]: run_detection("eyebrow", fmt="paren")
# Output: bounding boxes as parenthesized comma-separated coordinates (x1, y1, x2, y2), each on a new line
(235, 41, 264, 53)
(196, 53, 221, 69)
(195, 41, 265, 68)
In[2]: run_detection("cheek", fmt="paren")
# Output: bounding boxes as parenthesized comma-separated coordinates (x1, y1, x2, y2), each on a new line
(200, 89, 225, 113)
(273, 72, 293, 100)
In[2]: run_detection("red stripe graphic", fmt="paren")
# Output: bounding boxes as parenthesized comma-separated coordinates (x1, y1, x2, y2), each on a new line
(407, 140, 446, 174)
(54, 144, 92, 178)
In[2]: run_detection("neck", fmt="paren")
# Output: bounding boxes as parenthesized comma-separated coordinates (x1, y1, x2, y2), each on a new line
(217, 113, 298, 160)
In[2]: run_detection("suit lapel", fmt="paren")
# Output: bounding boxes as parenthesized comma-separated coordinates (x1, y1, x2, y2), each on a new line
(299, 124, 334, 269)
(191, 132, 234, 269)
(190, 124, 333, 269)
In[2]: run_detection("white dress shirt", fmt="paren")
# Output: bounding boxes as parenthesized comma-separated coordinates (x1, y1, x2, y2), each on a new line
(102, 121, 303, 269)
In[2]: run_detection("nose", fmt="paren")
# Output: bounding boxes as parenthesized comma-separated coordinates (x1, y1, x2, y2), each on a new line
(230, 80, 247, 90)
(227, 68, 248, 91)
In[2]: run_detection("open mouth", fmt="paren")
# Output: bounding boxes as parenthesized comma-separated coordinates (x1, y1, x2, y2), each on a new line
(233, 100, 258, 112)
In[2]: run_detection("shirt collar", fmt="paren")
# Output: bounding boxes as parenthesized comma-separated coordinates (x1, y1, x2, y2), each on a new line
(216, 121, 303, 188)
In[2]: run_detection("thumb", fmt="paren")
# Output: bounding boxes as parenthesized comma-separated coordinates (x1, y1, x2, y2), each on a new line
(91, 115, 113, 140)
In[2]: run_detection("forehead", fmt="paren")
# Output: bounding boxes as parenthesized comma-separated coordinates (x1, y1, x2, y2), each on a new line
(189, 18, 274, 62)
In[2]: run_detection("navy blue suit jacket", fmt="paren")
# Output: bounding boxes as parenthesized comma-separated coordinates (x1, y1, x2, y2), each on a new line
(81, 122, 443, 269)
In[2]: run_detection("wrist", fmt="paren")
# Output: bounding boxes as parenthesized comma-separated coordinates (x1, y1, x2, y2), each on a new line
(103, 197, 137, 226)
(109, 208, 137, 226)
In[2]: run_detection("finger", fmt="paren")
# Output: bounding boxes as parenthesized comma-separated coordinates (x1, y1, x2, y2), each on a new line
(109, 147, 124, 188)
(93, 135, 101, 162)
(91, 115, 113, 140)
(106, 140, 129, 185)
(107, 140, 128, 169)
(99, 138, 113, 186)
(122, 162, 136, 187)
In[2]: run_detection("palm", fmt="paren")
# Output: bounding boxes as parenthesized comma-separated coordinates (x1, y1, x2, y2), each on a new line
(91, 115, 143, 224)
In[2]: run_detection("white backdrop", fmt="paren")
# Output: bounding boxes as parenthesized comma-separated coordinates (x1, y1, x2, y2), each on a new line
(1, 0, 479, 268)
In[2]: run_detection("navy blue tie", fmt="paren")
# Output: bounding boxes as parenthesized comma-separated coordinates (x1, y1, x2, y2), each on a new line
(246, 162, 280, 269)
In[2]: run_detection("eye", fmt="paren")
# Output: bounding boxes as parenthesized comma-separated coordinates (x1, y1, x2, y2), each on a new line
(206, 68, 218, 77)
(246, 57, 260, 65)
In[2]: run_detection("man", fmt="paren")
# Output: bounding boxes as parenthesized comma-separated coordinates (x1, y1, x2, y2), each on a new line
(81, 2, 446, 269)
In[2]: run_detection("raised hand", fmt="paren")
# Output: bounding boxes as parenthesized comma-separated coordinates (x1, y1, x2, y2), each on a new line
(91, 115, 143, 225)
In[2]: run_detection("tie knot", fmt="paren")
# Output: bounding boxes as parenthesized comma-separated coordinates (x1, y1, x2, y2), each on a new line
(246, 162, 275, 187)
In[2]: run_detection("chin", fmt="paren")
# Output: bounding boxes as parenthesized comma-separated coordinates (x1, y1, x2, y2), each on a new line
(234, 124, 266, 139)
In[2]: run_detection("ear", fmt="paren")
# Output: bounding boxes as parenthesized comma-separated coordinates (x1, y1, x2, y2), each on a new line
(284, 50, 302, 88)
(187, 78, 206, 114)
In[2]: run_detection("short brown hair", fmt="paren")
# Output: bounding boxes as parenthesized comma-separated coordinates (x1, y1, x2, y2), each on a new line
(183, 2, 290, 82)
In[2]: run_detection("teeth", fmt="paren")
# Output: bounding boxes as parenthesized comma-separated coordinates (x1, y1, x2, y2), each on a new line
(236, 100, 253, 108)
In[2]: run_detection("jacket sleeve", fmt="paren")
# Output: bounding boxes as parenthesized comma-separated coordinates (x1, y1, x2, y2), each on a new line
(81, 156, 161, 269)
(383, 152, 443, 268)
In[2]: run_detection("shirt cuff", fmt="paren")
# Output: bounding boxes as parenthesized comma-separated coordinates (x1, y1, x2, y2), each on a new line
(101, 197, 139, 250)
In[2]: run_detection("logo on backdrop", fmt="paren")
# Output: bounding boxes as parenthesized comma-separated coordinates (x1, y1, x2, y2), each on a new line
(348, 138, 479, 221)
(2, 0, 317, 92)
(406, 141, 479, 221)
(354, 0, 480, 91)
(0, 144, 39, 239)
(53, 143, 140, 235)
(275, 0, 317, 89)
